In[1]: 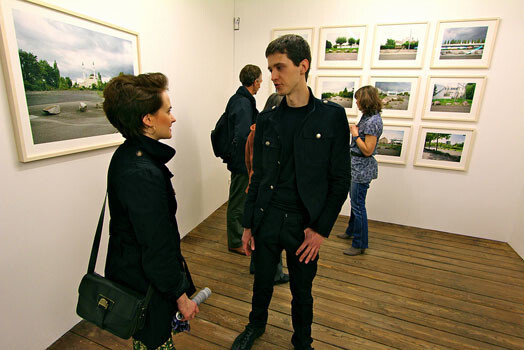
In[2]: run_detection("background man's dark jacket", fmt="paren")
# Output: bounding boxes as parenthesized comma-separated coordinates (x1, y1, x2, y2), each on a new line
(105, 135, 195, 349)
(226, 86, 258, 174)
(242, 89, 351, 237)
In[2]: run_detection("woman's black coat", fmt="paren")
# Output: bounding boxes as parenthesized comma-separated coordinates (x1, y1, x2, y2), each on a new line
(104, 135, 195, 349)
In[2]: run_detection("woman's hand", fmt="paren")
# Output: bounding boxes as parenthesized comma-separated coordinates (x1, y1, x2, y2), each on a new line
(350, 124, 359, 137)
(176, 293, 199, 321)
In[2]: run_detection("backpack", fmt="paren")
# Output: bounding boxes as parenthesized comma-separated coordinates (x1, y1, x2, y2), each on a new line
(210, 111, 231, 162)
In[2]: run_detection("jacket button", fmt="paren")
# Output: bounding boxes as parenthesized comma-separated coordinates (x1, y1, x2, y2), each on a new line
(316, 133, 321, 139)
(270, 185, 274, 190)
(260, 208, 264, 212)
(277, 161, 281, 165)
(265, 141, 271, 146)
(136, 150, 143, 157)
(272, 105, 276, 110)
(323, 100, 328, 104)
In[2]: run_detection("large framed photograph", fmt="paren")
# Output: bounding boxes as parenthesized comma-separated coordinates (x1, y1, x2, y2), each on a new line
(371, 22, 429, 69)
(376, 123, 412, 165)
(272, 27, 314, 50)
(431, 18, 500, 69)
(318, 25, 367, 69)
(315, 75, 361, 116)
(369, 76, 420, 118)
(422, 76, 486, 122)
(414, 126, 475, 171)
(0, 0, 140, 162)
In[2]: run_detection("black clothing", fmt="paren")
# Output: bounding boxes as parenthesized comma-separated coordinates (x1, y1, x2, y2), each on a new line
(242, 88, 351, 238)
(105, 135, 195, 349)
(270, 104, 309, 213)
(226, 86, 258, 174)
(242, 88, 350, 349)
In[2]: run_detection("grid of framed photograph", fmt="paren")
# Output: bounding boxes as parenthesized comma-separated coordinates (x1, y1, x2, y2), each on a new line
(376, 123, 413, 165)
(414, 126, 475, 171)
(431, 18, 500, 69)
(422, 76, 486, 122)
(317, 25, 367, 69)
(371, 22, 429, 69)
(315, 75, 361, 116)
(0, 0, 139, 162)
(272, 27, 315, 50)
(369, 76, 420, 118)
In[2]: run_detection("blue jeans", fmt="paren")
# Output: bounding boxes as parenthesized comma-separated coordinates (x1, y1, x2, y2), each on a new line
(345, 181, 370, 249)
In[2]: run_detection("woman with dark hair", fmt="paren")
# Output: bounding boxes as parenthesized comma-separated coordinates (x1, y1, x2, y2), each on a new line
(103, 73, 198, 349)
(338, 85, 383, 256)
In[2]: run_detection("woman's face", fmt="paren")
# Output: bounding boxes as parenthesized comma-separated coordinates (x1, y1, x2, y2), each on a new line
(144, 91, 176, 140)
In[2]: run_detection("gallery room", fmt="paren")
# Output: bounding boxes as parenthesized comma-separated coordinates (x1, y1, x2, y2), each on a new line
(0, 0, 522, 349)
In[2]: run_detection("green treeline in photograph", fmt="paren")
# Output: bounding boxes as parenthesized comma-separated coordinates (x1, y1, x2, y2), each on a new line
(423, 132, 465, 162)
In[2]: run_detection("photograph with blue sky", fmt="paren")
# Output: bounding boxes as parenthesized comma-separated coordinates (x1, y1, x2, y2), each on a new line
(376, 81, 411, 93)
(13, 8, 134, 83)
(322, 80, 354, 93)
(382, 129, 404, 142)
(442, 26, 488, 43)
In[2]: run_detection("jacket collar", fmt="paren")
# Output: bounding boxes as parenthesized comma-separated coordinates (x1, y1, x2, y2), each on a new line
(271, 86, 317, 123)
(236, 85, 256, 105)
(130, 134, 176, 165)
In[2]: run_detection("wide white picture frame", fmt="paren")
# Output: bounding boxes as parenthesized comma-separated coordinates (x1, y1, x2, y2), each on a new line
(371, 22, 429, 69)
(431, 18, 500, 69)
(315, 75, 361, 116)
(317, 25, 367, 69)
(422, 76, 486, 122)
(272, 27, 314, 50)
(376, 123, 412, 165)
(414, 125, 475, 171)
(369, 76, 420, 119)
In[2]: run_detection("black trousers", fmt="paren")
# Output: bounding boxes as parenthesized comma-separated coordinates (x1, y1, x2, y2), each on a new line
(249, 206, 317, 349)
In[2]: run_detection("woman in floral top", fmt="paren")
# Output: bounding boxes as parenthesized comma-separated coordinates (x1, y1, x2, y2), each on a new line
(339, 86, 383, 256)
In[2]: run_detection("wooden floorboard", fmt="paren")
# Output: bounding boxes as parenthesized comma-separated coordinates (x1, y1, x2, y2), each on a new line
(51, 203, 524, 349)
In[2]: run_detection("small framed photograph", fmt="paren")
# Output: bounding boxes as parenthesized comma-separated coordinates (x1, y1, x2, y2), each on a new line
(431, 18, 500, 69)
(369, 76, 420, 118)
(422, 76, 486, 122)
(318, 25, 367, 69)
(371, 22, 429, 69)
(0, 0, 140, 162)
(315, 75, 361, 116)
(272, 27, 314, 50)
(376, 123, 412, 165)
(414, 126, 475, 171)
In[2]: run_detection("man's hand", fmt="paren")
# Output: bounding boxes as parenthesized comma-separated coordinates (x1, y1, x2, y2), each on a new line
(296, 227, 325, 264)
(176, 293, 199, 321)
(242, 228, 255, 256)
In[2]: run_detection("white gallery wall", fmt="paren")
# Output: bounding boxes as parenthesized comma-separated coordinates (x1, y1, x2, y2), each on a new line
(233, 0, 524, 258)
(0, 0, 233, 348)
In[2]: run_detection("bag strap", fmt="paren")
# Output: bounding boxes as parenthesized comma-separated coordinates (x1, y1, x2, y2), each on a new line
(87, 192, 154, 302)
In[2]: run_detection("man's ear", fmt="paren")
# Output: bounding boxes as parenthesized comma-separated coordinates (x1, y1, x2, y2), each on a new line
(299, 59, 310, 75)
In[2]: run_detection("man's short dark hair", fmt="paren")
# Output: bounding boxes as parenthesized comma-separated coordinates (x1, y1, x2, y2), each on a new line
(265, 34, 311, 80)
(239, 64, 262, 86)
(103, 73, 168, 139)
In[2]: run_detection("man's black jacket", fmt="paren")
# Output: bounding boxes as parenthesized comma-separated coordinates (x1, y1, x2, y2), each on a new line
(226, 86, 258, 174)
(242, 89, 351, 238)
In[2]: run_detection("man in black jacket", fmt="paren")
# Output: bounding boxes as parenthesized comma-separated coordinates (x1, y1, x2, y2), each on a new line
(231, 35, 350, 350)
(226, 65, 262, 254)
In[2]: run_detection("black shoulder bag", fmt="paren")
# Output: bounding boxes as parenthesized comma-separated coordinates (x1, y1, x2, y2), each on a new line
(76, 194, 153, 339)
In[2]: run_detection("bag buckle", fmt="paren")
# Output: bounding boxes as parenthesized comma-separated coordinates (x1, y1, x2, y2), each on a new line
(97, 295, 113, 310)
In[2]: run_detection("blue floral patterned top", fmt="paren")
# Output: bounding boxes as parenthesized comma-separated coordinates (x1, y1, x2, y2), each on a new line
(350, 113, 383, 183)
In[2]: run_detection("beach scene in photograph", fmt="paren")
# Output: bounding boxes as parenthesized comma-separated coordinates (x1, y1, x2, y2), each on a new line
(378, 24, 423, 60)
(320, 80, 355, 108)
(375, 81, 411, 110)
(440, 26, 488, 60)
(423, 132, 465, 162)
(377, 129, 404, 157)
(431, 81, 476, 113)
(324, 28, 361, 61)
(13, 9, 135, 144)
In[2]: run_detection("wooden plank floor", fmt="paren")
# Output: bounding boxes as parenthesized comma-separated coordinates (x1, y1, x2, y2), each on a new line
(50, 203, 524, 349)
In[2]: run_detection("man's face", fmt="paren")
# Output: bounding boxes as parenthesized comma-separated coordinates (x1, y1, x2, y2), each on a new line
(267, 53, 305, 96)
(253, 75, 262, 95)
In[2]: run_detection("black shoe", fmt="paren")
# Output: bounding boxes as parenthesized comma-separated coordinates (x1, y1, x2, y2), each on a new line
(273, 273, 289, 285)
(231, 325, 265, 350)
